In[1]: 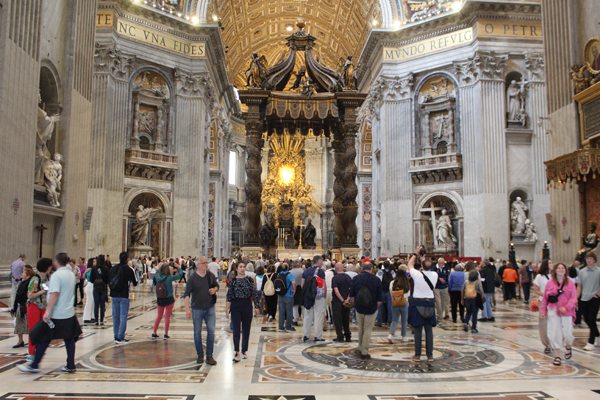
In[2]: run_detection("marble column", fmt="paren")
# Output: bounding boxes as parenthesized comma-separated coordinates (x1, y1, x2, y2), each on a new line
(244, 121, 264, 246)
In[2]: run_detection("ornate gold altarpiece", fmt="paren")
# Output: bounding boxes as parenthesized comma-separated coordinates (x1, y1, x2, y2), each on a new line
(238, 18, 366, 254)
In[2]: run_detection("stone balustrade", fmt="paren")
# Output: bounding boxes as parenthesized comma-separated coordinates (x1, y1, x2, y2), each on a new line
(409, 153, 463, 184)
(125, 148, 179, 181)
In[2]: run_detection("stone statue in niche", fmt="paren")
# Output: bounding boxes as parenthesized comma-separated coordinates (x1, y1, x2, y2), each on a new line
(510, 197, 528, 234)
(303, 218, 317, 247)
(131, 205, 161, 246)
(524, 219, 538, 242)
(36, 94, 61, 185)
(577, 222, 599, 262)
(436, 209, 457, 250)
(44, 153, 63, 208)
(506, 79, 529, 126)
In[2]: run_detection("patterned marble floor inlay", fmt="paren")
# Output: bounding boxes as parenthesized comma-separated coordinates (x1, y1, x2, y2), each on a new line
(253, 333, 600, 382)
(0, 394, 194, 400)
(248, 397, 316, 400)
(367, 393, 552, 400)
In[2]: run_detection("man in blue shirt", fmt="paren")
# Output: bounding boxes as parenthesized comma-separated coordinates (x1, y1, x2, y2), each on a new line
(349, 262, 383, 359)
(277, 263, 296, 332)
(434, 258, 450, 323)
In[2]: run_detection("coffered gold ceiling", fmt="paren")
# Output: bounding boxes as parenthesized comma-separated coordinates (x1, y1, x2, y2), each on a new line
(212, 0, 382, 88)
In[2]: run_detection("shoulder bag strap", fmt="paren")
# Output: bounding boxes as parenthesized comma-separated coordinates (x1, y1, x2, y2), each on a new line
(422, 272, 434, 291)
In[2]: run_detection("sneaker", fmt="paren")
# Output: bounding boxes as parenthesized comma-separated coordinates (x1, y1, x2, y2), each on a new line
(478, 318, 488, 322)
(197, 355, 204, 364)
(292, 321, 299, 327)
(443, 315, 450, 320)
(332, 338, 344, 342)
(387, 335, 394, 344)
(345, 337, 352, 343)
(267, 316, 273, 322)
(463, 323, 469, 332)
(241, 352, 247, 359)
(375, 322, 382, 327)
(26, 355, 35, 362)
(427, 357, 434, 362)
(360, 353, 371, 360)
(17, 364, 39, 373)
(402, 336, 411, 342)
(61, 366, 76, 373)
(278, 328, 287, 333)
(95, 322, 99, 326)
(303, 336, 309, 342)
(286, 327, 296, 332)
(471, 328, 479, 333)
(488, 318, 495, 322)
(206, 356, 217, 365)
(314, 338, 325, 342)
(233, 353, 241, 363)
(152, 333, 159, 339)
(83, 320, 93, 324)
(115, 339, 129, 345)
(100, 321, 105, 326)
(164, 334, 170, 339)
(411, 355, 421, 361)
(584, 343, 596, 351)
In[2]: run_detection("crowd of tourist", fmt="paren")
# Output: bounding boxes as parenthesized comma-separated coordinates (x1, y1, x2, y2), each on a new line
(5, 247, 598, 373)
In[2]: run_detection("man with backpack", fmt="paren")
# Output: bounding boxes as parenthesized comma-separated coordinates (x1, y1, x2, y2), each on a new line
(375, 260, 394, 327)
(348, 262, 382, 359)
(301, 255, 327, 342)
(109, 252, 138, 344)
(275, 263, 296, 332)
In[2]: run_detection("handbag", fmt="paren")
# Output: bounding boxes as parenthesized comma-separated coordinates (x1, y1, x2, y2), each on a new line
(391, 289, 407, 307)
(547, 279, 566, 304)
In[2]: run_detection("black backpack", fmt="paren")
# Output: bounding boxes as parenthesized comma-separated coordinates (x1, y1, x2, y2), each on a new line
(381, 270, 393, 292)
(274, 272, 288, 295)
(303, 274, 318, 301)
(356, 283, 374, 308)
(93, 268, 106, 293)
(109, 265, 125, 292)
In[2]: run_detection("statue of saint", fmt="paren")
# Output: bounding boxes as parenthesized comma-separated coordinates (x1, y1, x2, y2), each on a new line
(259, 219, 278, 247)
(245, 53, 268, 89)
(36, 95, 60, 185)
(577, 222, 600, 262)
(291, 66, 306, 90)
(303, 218, 317, 247)
(436, 209, 457, 249)
(511, 197, 528, 234)
(336, 55, 358, 90)
(506, 79, 528, 125)
(44, 153, 63, 208)
(131, 205, 161, 246)
(524, 219, 538, 242)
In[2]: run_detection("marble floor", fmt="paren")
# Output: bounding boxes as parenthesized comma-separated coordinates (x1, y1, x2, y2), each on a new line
(1, 283, 600, 400)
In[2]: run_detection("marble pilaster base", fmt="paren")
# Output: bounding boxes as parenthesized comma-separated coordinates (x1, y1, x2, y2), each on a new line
(129, 245, 154, 259)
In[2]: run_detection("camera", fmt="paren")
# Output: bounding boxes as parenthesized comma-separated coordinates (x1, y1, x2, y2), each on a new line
(419, 247, 426, 256)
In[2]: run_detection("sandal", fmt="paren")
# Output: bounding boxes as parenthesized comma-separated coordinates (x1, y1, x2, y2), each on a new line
(553, 357, 561, 366)
(544, 347, 551, 354)
(565, 347, 572, 360)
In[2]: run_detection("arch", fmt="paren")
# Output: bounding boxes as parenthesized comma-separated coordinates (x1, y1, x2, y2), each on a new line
(415, 190, 464, 217)
(129, 66, 175, 100)
(39, 60, 62, 113)
(123, 187, 171, 216)
(508, 186, 531, 203)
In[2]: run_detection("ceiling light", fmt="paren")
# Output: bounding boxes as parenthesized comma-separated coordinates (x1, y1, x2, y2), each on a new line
(393, 20, 401, 29)
(286, 25, 293, 31)
(372, 19, 378, 27)
(452, 1, 463, 11)
(212, 14, 219, 21)
(192, 16, 200, 24)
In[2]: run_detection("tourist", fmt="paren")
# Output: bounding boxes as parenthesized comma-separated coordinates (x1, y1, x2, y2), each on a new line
(208, 257, 220, 279)
(541, 263, 576, 365)
(462, 269, 484, 333)
(91, 255, 109, 326)
(261, 265, 278, 322)
(109, 252, 138, 344)
(149, 261, 157, 292)
(576, 252, 600, 351)
(10, 253, 26, 308)
(375, 260, 394, 327)
(479, 260, 496, 322)
(324, 261, 335, 329)
(18, 253, 82, 374)
(433, 258, 451, 324)
(448, 264, 465, 323)
(82, 258, 95, 323)
(291, 261, 304, 326)
(152, 261, 183, 339)
(255, 264, 265, 313)
(502, 262, 518, 302)
(331, 262, 352, 342)
(11, 266, 34, 348)
(346, 264, 358, 279)
(519, 260, 533, 305)
(226, 262, 258, 362)
(388, 265, 410, 343)
(75, 257, 86, 306)
(184, 256, 218, 365)
(408, 247, 438, 362)
(349, 262, 382, 359)
(69, 259, 81, 307)
(277, 263, 296, 332)
(533, 259, 553, 353)
(301, 255, 327, 343)
(26, 258, 52, 362)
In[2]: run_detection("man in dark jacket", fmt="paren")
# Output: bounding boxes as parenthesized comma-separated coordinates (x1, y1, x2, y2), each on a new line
(110, 252, 138, 344)
(349, 262, 382, 359)
(478, 260, 496, 322)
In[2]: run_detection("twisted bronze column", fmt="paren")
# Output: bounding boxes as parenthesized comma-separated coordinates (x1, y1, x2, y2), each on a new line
(244, 121, 264, 245)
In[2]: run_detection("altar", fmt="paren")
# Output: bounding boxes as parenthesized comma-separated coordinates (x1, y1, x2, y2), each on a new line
(276, 249, 323, 261)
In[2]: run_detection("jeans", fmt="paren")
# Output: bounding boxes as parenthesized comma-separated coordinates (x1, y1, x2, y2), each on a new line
(31, 337, 75, 370)
(112, 297, 130, 340)
(230, 299, 253, 353)
(278, 296, 294, 330)
(389, 304, 408, 337)
(414, 324, 433, 357)
(464, 298, 478, 330)
(449, 291, 465, 322)
(580, 297, 600, 345)
(482, 293, 494, 319)
(332, 301, 351, 340)
(192, 306, 216, 356)
(377, 291, 392, 324)
(522, 283, 531, 302)
(93, 291, 107, 322)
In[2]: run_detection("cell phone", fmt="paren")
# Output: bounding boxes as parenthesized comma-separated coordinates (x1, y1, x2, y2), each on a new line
(419, 247, 427, 256)
(41, 283, 49, 291)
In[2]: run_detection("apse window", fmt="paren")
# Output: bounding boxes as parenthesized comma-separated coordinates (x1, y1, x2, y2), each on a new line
(229, 151, 237, 185)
